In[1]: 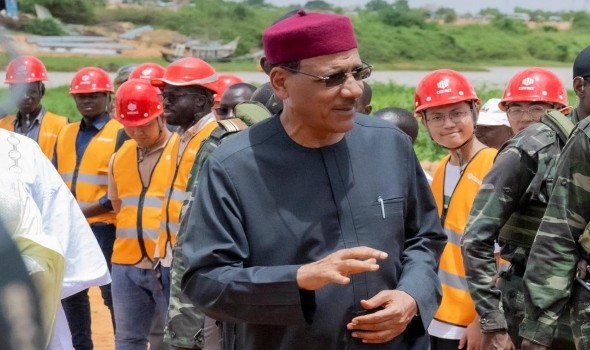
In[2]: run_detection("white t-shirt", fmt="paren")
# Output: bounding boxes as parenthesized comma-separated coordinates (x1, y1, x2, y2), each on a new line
(428, 163, 466, 340)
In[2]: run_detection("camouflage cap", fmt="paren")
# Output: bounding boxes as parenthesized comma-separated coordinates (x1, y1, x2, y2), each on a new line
(114, 63, 138, 89)
(234, 101, 271, 126)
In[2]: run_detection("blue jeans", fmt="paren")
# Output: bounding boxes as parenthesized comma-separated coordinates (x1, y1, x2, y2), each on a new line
(91, 222, 116, 331)
(160, 266, 171, 302)
(111, 264, 169, 350)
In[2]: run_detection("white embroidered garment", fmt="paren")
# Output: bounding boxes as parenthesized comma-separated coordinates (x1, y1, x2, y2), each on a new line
(0, 129, 110, 349)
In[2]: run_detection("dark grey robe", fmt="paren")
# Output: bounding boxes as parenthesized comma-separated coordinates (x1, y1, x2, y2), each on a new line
(181, 114, 446, 349)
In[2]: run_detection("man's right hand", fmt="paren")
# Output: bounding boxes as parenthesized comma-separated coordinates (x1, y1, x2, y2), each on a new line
(481, 330, 515, 350)
(521, 340, 548, 350)
(296, 246, 388, 291)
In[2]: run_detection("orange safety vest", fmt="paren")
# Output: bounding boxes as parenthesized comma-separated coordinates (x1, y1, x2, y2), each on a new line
(430, 148, 497, 327)
(56, 119, 122, 225)
(158, 121, 218, 259)
(111, 134, 178, 265)
(0, 111, 67, 160)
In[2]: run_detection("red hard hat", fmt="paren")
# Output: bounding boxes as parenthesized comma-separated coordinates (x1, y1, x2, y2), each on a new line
(5, 56, 48, 84)
(414, 69, 479, 115)
(499, 67, 568, 111)
(151, 57, 218, 92)
(70, 67, 114, 94)
(129, 62, 166, 81)
(214, 73, 244, 102)
(115, 79, 163, 127)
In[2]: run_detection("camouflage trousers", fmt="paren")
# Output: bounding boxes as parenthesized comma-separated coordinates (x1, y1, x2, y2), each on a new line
(571, 283, 590, 350)
(498, 267, 576, 349)
(163, 247, 205, 349)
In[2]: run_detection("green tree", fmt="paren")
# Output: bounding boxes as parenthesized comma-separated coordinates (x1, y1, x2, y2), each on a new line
(304, 0, 332, 11)
(435, 7, 457, 23)
(478, 8, 502, 19)
(571, 11, 590, 31)
(19, 0, 98, 24)
(244, 0, 265, 6)
(392, 0, 410, 11)
(365, 0, 389, 12)
(491, 17, 529, 34)
(379, 1, 427, 28)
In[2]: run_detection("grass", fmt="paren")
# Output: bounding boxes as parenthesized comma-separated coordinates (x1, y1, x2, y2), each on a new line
(0, 54, 575, 73)
(0, 82, 579, 162)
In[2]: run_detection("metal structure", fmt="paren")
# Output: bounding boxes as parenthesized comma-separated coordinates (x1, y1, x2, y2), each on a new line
(161, 36, 240, 63)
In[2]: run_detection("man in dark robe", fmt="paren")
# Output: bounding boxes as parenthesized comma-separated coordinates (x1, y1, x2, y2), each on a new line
(181, 10, 446, 350)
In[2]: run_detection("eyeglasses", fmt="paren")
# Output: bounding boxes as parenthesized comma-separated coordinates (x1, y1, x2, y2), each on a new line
(160, 92, 206, 104)
(215, 106, 232, 118)
(425, 110, 471, 127)
(506, 105, 546, 120)
(280, 61, 373, 88)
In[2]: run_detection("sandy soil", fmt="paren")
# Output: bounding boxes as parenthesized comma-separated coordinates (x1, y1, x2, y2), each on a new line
(4, 28, 184, 58)
(89, 287, 115, 350)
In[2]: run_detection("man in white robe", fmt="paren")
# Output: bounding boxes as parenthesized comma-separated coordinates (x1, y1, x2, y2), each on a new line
(0, 128, 110, 349)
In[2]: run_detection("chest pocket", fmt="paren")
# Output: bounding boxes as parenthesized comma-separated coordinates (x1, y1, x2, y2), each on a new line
(352, 197, 404, 252)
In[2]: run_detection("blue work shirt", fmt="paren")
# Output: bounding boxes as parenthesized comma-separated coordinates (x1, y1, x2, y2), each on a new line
(54, 112, 114, 210)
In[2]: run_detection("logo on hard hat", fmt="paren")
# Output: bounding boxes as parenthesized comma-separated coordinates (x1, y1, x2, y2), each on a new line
(141, 68, 152, 78)
(436, 79, 452, 95)
(80, 74, 91, 84)
(127, 102, 139, 115)
(437, 79, 449, 89)
(519, 77, 535, 91)
(16, 65, 27, 75)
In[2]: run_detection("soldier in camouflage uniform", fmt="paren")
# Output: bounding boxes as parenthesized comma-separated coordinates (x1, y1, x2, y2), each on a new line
(461, 67, 575, 349)
(518, 46, 590, 350)
(165, 101, 271, 350)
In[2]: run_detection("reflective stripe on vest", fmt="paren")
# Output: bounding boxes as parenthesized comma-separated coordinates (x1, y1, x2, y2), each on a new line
(112, 134, 178, 265)
(61, 172, 108, 185)
(158, 121, 217, 259)
(431, 148, 497, 327)
(0, 112, 67, 160)
(56, 119, 122, 224)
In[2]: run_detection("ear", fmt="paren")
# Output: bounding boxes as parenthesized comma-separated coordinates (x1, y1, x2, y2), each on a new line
(420, 113, 428, 128)
(365, 104, 373, 115)
(574, 76, 586, 96)
(270, 67, 289, 101)
(40, 83, 46, 97)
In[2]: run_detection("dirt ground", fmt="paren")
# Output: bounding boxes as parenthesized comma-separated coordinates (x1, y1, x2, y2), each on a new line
(6, 27, 184, 58)
(89, 287, 115, 350)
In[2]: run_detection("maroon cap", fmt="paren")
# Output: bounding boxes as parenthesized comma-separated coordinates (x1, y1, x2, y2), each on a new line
(262, 10, 358, 65)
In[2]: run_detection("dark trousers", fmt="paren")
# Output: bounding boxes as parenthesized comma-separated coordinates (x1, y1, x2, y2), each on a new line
(91, 222, 116, 331)
(430, 336, 461, 350)
(62, 222, 116, 350)
(63, 289, 92, 350)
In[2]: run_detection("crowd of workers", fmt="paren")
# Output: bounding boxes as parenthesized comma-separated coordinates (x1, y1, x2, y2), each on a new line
(1, 8, 590, 350)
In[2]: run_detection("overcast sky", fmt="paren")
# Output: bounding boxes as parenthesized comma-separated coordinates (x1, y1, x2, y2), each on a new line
(264, 0, 590, 14)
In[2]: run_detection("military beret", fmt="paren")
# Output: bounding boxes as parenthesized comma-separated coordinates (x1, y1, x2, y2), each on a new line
(573, 46, 590, 78)
(262, 10, 357, 65)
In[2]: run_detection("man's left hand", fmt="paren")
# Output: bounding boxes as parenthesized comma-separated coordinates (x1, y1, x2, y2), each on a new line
(521, 339, 548, 350)
(346, 290, 417, 344)
(459, 318, 482, 350)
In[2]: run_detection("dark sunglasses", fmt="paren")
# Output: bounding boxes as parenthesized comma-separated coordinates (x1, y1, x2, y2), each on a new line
(159, 92, 206, 104)
(280, 61, 373, 88)
(215, 107, 231, 117)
